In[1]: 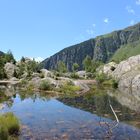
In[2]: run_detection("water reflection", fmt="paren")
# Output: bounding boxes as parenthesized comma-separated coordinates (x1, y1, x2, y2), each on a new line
(0, 88, 140, 139)
(108, 89, 140, 112)
(59, 89, 140, 128)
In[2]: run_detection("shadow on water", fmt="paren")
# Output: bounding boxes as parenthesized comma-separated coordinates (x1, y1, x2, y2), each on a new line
(0, 87, 140, 139)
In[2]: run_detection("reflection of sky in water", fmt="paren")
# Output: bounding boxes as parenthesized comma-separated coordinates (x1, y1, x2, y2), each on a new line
(1, 94, 140, 140)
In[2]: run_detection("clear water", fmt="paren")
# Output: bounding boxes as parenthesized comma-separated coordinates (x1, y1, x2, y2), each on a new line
(0, 90, 140, 140)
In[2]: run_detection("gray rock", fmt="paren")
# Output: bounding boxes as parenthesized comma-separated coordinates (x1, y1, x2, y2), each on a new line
(104, 55, 140, 98)
(40, 69, 54, 78)
(32, 72, 40, 78)
(112, 55, 140, 79)
(4, 63, 16, 79)
(10, 77, 19, 81)
(0, 85, 6, 89)
(76, 71, 86, 78)
(30, 77, 42, 88)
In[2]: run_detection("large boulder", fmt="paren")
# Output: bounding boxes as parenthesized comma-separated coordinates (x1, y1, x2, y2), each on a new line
(76, 71, 86, 78)
(29, 77, 42, 89)
(118, 70, 140, 89)
(132, 74, 140, 90)
(105, 55, 140, 98)
(40, 69, 54, 78)
(30, 77, 59, 89)
(112, 55, 140, 79)
(4, 63, 16, 79)
(131, 74, 140, 100)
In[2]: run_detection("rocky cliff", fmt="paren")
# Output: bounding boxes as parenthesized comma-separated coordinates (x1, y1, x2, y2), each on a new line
(42, 22, 140, 71)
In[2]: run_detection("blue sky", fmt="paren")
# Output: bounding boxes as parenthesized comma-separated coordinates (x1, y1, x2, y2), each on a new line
(0, 0, 140, 61)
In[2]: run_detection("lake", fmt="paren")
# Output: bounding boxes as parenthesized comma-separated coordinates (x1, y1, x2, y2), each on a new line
(0, 88, 140, 140)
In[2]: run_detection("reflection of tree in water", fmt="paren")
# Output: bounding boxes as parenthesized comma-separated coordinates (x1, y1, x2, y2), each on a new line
(0, 88, 58, 108)
(0, 89, 14, 108)
(17, 90, 57, 102)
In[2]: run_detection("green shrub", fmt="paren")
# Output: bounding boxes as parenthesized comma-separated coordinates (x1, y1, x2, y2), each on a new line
(0, 112, 20, 139)
(39, 80, 51, 90)
(57, 61, 67, 73)
(95, 73, 118, 89)
(102, 79, 118, 88)
(59, 81, 80, 95)
(70, 73, 79, 79)
(112, 79, 118, 89)
(95, 73, 108, 84)
(102, 79, 113, 86)
(20, 79, 28, 86)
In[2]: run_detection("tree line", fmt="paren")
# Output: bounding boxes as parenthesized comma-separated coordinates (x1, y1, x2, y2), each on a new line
(57, 55, 103, 74)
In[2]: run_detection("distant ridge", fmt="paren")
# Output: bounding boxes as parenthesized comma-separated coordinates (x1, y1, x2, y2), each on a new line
(0, 51, 4, 56)
(42, 22, 140, 71)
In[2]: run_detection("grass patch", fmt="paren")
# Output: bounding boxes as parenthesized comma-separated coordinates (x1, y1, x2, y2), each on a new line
(111, 40, 140, 63)
(58, 81, 80, 95)
(102, 79, 118, 89)
(0, 112, 20, 139)
(39, 80, 52, 91)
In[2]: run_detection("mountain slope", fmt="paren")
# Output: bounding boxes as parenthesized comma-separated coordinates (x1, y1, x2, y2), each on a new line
(42, 22, 140, 71)
(0, 51, 4, 56)
(0, 51, 4, 55)
(111, 40, 140, 63)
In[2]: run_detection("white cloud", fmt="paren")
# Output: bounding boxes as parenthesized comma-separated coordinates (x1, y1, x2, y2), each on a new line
(103, 18, 109, 24)
(86, 23, 96, 36)
(86, 29, 94, 35)
(136, 0, 140, 5)
(126, 6, 135, 14)
(92, 23, 96, 27)
(30, 57, 44, 62)
(130, 20, 135, 25)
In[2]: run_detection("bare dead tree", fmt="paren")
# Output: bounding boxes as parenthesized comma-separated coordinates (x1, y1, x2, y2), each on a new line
(99, 99, 119, 139)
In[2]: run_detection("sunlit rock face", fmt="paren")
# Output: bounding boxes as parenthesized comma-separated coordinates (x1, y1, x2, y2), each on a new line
(116, 56, 140, 96)
(112, 55, 140, 79)
(100, 55, 140, 99)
